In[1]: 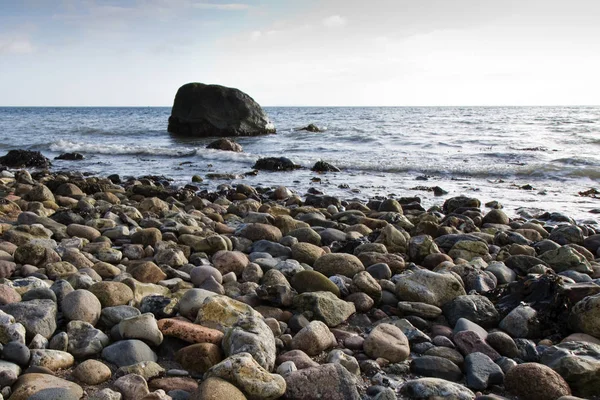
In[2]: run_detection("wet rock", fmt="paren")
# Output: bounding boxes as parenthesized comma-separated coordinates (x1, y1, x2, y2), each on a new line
(311, 161, 340, 172)
(253, 157, 300, 171)
(0, 150, 51, 168)
(206, 138, 243, 152)
(56, 152, 84, 160)
(539, 246, 593, 274)
(443, 294, 499, 328)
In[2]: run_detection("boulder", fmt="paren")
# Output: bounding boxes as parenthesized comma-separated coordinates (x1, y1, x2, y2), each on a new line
(0, 150, 51, 168)
(206, 138, 243, 152)
(168, 82, 275, 136)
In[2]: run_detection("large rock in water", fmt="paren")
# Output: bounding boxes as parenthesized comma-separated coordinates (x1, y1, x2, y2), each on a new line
(168, 82, 275, 136)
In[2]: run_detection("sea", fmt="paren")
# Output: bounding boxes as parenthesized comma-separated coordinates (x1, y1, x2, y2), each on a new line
(1, 106, 600, 222)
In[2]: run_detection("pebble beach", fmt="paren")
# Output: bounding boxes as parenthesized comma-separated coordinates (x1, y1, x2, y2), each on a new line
(1, 147, 600, 400)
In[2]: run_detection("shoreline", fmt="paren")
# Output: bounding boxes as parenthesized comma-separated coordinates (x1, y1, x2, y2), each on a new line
(1, 162, 600, 399)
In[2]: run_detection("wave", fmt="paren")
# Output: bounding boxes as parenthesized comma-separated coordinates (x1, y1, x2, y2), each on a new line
(49, 140, 197, 157)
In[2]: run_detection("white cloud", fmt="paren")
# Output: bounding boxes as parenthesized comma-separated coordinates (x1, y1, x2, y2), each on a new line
(0, 36, 34, 55)
(322, 15, 347, 28)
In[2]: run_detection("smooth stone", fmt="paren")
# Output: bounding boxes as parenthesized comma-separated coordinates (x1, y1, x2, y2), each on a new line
(29, 349, 74, 371)
(2, 341, 30, 366)
(101, 340, 158, 367)
(399, 377, 475, 400)
(62, 289, 102, 326)
(177, 288, 218, 320)
(10, 373, 83, 400)
(72, 359, 112, 384)
(464, 352, 504, 390)
(291, 320, 336, 356)
(89, 281, 134, 307)
(454, 330, 501, 361)
(313, 253, 364, 278)
(190, 376, 247, 400)
(327, 349, 360, 375)
(118, 313, 163, 346)
(289, 270, 340, 296)
(505, 363, 571, 400)
(486, 331, 519, 358)
(175, 343, 222, 374)
(499, 305, 540, 339)
(364, 323, 410, 363)
(410, 356, 463, 382)
(100, 306, 141, 329)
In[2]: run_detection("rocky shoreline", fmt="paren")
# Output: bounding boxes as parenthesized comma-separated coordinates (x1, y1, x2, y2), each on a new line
(0, 157, 599, 400)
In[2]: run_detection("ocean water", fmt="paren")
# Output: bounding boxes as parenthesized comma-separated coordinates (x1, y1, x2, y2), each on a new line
(1, 106, 600, 221)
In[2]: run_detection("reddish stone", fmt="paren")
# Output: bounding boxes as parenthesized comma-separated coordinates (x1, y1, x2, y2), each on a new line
(157, 318, 223, 344)
(453, 330, 501, 361)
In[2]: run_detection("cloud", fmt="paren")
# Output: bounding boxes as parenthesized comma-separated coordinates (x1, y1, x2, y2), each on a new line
(0, 36, 35, 54)
(322, 15, 347, 28)
(191, 2, 251, 10)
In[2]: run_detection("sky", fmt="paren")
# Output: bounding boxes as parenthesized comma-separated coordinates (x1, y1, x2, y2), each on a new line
(1, 0, 599, 106)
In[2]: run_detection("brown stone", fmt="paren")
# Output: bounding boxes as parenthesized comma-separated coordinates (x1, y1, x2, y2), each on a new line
(191, 377, 247, 400)
(148, 377, 199, 393)
(128, 261, 167, 284)
(505, 363, 571, 400)
(175, 343, 223, 373)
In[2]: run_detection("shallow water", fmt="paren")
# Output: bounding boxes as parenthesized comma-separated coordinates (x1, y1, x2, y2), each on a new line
(1, 106, 600, 221)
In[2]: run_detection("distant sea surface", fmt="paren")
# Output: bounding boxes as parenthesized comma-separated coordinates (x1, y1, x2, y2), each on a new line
(1, 106, 600, 221)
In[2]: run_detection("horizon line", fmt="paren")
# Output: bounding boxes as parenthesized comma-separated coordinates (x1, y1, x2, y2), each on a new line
(1, 104, 599, 108)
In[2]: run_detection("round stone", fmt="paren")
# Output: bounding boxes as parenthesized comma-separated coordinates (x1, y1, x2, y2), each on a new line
(73, 359, 112, 385)
(62, 289, 102, 325)
(505, 363, 571, 400)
